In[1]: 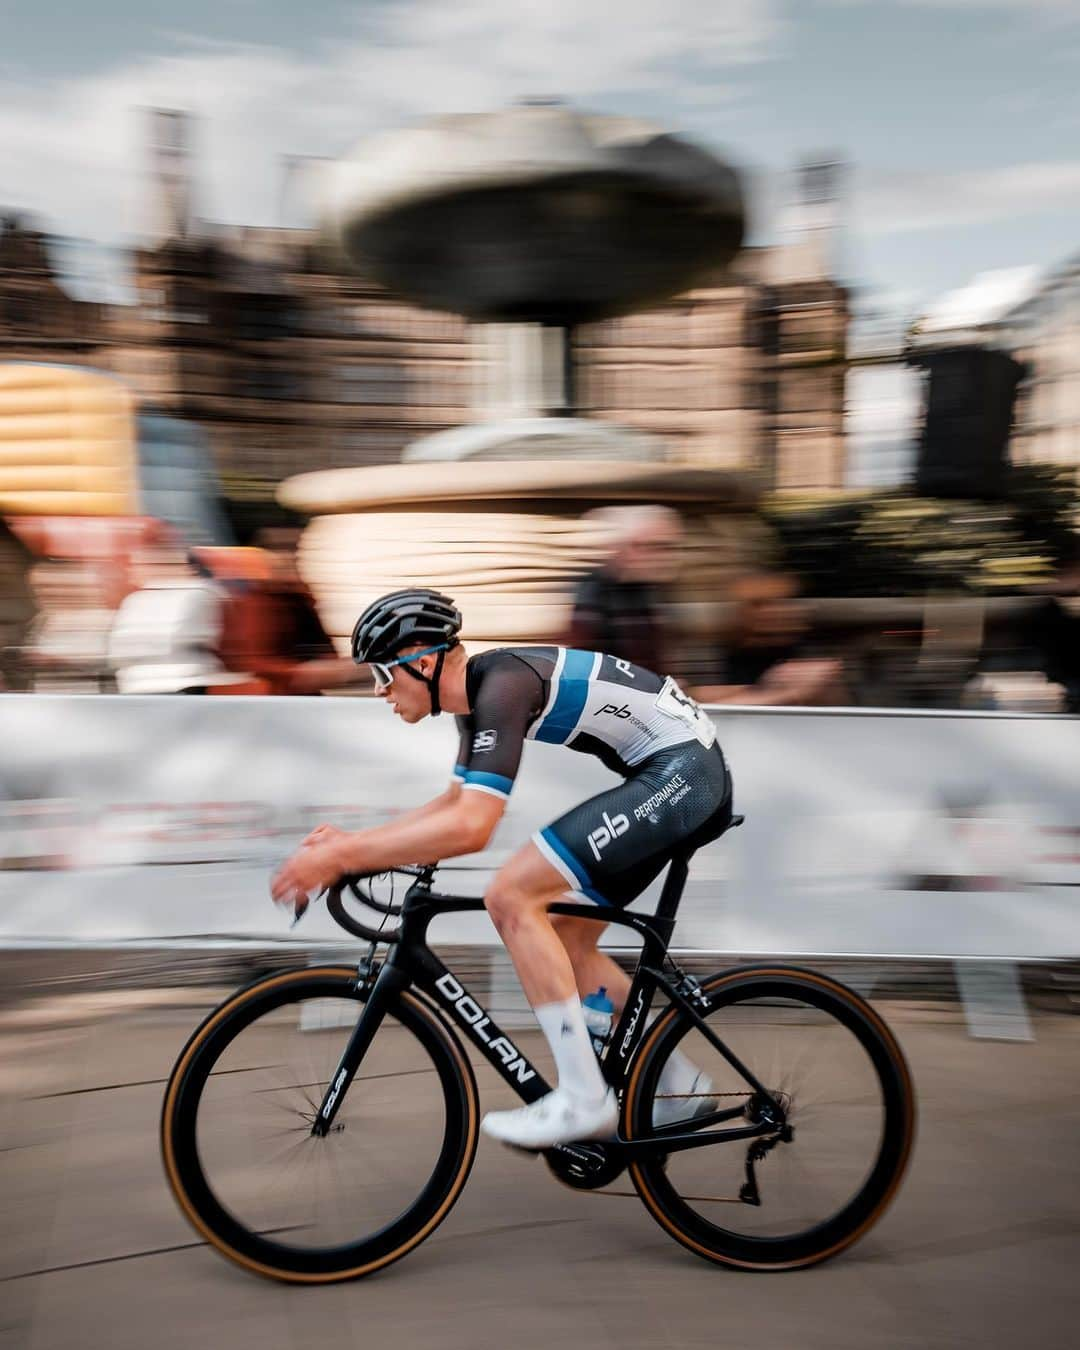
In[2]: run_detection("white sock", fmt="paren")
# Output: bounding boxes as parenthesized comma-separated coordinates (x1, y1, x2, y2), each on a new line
(534, 996, 608, 1104)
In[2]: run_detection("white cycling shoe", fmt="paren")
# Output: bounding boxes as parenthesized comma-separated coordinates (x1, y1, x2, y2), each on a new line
(482, 1086, 618, 1150)
(652, 1072, 718, 1129)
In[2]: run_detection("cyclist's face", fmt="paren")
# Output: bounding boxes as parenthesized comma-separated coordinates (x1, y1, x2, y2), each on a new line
(376, 648, 435, 722)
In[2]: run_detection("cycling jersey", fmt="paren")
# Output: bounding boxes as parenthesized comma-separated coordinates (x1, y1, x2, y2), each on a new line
(453, 647, 732, 908)
(453, 647, 716, 800)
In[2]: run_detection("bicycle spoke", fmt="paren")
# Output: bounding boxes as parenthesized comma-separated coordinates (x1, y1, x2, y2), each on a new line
(638, 983, 897, 1246)
(189, 993, 456, 1253)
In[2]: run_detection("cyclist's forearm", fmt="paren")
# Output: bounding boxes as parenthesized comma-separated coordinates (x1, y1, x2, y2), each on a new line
(384, 784, 460, 831)
(335, 802, 486, 874)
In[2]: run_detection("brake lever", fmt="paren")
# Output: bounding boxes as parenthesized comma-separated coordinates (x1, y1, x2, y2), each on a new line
(290, 885, 330, 928)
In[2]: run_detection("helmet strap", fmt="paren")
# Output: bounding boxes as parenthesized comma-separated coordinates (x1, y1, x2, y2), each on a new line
(429, 648, 446, 717)
(400, 647, 448, 717)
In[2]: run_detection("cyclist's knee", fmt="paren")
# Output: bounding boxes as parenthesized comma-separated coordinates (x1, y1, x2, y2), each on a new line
(484, 881, 539, 937)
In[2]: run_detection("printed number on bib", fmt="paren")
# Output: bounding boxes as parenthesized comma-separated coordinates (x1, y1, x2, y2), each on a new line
(654, 677, 716, 748)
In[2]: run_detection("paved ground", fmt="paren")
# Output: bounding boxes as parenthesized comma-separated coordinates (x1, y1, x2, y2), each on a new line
(2, 982, 1079, 1350)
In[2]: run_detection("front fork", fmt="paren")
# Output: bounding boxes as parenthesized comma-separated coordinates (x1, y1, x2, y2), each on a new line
(310, 955, 403, 1137)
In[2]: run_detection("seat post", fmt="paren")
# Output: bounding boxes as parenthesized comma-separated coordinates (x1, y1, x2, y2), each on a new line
(654, 851, 691, 922)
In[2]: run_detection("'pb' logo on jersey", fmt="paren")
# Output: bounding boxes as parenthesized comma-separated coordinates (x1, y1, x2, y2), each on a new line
(596, 703, 632, 720)
(472, 729, 498, 752)
(587, 811, 629, 861)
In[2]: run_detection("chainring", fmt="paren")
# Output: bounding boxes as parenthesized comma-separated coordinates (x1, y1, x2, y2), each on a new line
(544, 1141, 626, 1190)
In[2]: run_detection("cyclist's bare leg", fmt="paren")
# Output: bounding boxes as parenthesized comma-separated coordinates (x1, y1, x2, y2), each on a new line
(483, 842, 583, 1006)
(482, 842, 691, 1141)
(550, 914, 632, 1011)
(551, 916, 706, 1112)
(482, 841, 618, 1133)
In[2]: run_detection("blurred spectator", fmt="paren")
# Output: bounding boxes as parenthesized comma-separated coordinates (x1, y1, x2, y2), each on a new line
(187, 532, 366, 695)
(26, 560, 116, 691)
(240, 529, 367, 695)
(568, 505, 683, 673)
(1025, 539, 1080, 713)
(107, 534, 246, 694)
(0, 518, 37, 690)
(692, 570, 849, 706)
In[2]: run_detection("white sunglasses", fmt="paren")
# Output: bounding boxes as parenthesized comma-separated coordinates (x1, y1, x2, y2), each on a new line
(369, 643, 451, 689)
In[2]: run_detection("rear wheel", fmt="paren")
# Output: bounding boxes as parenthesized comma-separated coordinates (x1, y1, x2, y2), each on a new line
(624, 967, 915, 1270)
(161, 967, 479, 1283)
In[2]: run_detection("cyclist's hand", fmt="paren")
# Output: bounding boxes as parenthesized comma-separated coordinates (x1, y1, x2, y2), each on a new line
(271, 839, 347, 914)
(761, 659, 844, 703)
(300, 823, 349, 851)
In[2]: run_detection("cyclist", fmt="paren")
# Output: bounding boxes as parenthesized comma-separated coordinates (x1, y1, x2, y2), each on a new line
(271, 588, 733, 1149)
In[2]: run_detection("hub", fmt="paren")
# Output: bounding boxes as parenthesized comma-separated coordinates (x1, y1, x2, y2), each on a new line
(744, 1090, 791, 1127)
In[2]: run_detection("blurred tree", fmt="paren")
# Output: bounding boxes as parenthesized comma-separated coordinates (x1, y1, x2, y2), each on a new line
(218, 474, 305, 546)
(764, 466, 1079, 597)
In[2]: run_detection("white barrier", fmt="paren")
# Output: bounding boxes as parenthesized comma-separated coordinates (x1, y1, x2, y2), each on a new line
(0, 696, 1077, 957)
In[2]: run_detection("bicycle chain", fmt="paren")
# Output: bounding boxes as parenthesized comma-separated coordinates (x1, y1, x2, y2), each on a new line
(591, 1189, 746, 1203)
(590, 1089, 756, 1203)
(651, 1091, 750, 1098)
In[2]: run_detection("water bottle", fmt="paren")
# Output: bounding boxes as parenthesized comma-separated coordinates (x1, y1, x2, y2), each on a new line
(583, 987, 615, 1059)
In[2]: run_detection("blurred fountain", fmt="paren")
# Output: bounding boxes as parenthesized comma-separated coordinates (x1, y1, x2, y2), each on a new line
(280, 101, 763, 653)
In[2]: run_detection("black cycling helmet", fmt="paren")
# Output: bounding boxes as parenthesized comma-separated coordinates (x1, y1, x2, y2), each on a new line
(351, 588, 462, 716)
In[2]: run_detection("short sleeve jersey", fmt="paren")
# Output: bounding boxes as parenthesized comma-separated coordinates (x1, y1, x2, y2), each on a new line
(452, 646, 715, 801)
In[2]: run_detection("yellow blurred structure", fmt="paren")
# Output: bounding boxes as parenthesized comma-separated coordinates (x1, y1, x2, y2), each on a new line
(0, 363, 139, 517)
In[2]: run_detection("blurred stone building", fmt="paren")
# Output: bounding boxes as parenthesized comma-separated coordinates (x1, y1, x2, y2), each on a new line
(0, 215, 106, 365)
(0, 135, 848, 498)
(995, 254, 1080, 475)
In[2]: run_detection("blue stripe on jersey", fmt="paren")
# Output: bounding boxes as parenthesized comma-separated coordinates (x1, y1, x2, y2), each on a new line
(538, 827, 611, 906)
(461, 769, 514, 797)
(533, 648, 595, 744)
(452, 765, 467, 780)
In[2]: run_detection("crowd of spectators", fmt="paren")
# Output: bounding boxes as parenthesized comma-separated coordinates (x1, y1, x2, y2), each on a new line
(1, 521, 368, 698)
(568, 504, 1080, 713)
(1, 508, 1077, 711)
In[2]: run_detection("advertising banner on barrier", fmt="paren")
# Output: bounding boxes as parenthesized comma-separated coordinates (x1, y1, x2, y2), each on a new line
(0, 696, 1077, 956)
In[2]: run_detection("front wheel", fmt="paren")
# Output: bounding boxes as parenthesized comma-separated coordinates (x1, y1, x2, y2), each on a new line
(161, 966, 479, 1283)
(624, 967, 915, 1270)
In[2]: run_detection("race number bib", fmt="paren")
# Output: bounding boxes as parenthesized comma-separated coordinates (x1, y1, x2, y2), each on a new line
(654, 677, 716, 748)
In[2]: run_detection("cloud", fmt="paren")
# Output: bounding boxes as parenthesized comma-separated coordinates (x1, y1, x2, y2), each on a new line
(916, 264, 1042, 330)
(0, 0, 785, 248)
(829, 0, 1080, 14)
(854, 160, 1080, 235)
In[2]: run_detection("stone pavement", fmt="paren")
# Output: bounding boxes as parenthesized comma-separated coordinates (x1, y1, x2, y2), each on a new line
(1, 984, 1079, 1350)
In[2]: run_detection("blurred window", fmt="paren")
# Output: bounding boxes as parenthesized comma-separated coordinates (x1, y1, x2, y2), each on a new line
(231, 295, 296, 340)
(341, 429, 407, 464)
(239, 366, 302, 400)
(3, 294, 33, 329)
(336, 362, 409, 405)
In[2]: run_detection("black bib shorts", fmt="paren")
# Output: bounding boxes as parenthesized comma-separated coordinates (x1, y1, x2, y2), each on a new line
(533, 739, 733, 908)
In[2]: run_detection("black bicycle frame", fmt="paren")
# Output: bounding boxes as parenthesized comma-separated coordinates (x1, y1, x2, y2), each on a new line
(311, 855, 784, 1161)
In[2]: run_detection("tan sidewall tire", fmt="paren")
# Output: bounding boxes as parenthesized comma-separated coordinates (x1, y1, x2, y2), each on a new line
(622, 967, 916, 1271)
(161, 966, 480, 1283)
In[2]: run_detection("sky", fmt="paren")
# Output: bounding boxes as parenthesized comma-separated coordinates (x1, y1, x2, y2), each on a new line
(3, 0, 1080, 477)
(3, 0, 1080, 316)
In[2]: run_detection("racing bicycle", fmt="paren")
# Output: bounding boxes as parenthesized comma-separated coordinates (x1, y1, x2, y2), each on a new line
(161, 816, 916, 1283)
